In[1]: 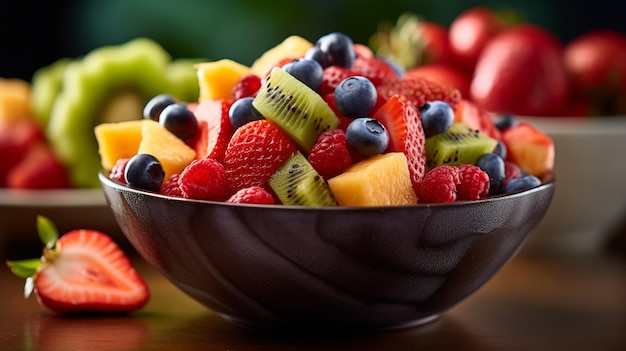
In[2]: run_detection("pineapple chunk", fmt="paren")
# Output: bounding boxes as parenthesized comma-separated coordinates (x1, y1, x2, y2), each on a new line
(0, 77, 31, 124)
(250, 35, 313, 76)
(195, 59, 250, 101)
(138, 119, 196, 181)
(328, 152, 417, 206)
(95, 119, 145, 170)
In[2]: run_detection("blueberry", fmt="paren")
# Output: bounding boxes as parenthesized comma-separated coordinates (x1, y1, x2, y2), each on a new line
(493, 114, 518, 131)
(316, 32, 356, 68)
(346, 117, 389, 156)
(378, 56, 405, 77)
(494, 141, 507, 159)
(228, 97, 264, 129)
(334, 76, 377, 118)
(304, 45, 331, 68)
(504, 175, 541, 194)
(476, 153, 506, 195)
(143, 94, 177, 121)
(159, 103, 198, 140)
(419, 101, 455, 138)
(283, 58, 324, 90)
(124, 154, 165, 192)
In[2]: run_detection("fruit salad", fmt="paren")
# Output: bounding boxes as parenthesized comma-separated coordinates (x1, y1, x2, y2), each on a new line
(96, 32, 555, 206)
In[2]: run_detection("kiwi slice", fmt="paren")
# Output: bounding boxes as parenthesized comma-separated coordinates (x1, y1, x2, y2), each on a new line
(252, 66, 339, 151)
(425, 122, 498, 168)
(269, 151, 337, 206)
(30, 57, 72, 127)
(45, 38, 197, 188)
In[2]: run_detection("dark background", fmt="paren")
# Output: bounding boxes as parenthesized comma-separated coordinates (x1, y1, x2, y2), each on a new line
(2, 0, 626, 81)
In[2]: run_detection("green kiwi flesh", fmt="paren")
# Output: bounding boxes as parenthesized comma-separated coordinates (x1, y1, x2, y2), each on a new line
(268, 151, 337, 206)
(252, 67, 339, 151)
(425, 122, 498, 168)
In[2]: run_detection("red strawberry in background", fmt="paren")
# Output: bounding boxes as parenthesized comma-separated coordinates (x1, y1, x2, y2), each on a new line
(377, 75, 462, 111)
(372, 14, 453, 70)
(7, 216, 149, 315)
(187, 99, 234, 162)
(0, 118, 46, 186)
(223, 119, 298, 195)
(470, 24, 571, 116)
(350, 55, 401, 86)
(406, 62, 472, 98)
(7, 143, 72, 189)
(563, 29, 626, 115)
(373, 94, 427, 192)
(448, 6, 506, 72)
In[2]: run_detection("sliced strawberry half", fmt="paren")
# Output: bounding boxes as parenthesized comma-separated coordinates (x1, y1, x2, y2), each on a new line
(377, 75, 462, 111)
(187, 99, 234, 162)
(373, 94, 427, 192)
(7, 216, 149, 315)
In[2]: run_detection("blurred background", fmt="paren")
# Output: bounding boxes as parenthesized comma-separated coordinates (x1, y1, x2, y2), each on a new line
(2, 0, 626, 81)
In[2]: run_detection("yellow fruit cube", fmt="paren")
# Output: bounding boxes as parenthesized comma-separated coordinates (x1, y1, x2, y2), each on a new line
(250, 35, 313, 77)
(195, 59, 250, 101)
(0, 77, 31, 124)
(94, 119, 145, 171)
(138, 119, 196, 180)
(328, 152, 417, 206)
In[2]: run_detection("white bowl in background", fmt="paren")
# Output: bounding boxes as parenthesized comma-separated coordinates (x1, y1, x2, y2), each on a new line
(518, 116, 626, 255)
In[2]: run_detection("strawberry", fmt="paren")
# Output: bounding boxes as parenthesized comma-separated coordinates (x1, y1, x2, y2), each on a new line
(406, 62, 472, 98)
(223, 119, 298, 195)
(0, 118, 46, 186)
(318, 66, 356, 95)
(188, 99, 234, 162)
(470, 24, 570, 116)
(7, 143, 72, 189)
(350, 56, 400, 86)
(377, 75, 462, 111)
(6, 216, 149, 315)
(373, 94, 427, 193)
(454, 99, 501, 140)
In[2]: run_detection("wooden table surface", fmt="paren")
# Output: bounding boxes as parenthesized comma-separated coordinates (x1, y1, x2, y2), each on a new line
(1, 243, 624, 351)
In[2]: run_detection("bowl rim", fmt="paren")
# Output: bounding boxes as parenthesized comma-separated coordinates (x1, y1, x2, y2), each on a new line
(98, 172, 555, 211)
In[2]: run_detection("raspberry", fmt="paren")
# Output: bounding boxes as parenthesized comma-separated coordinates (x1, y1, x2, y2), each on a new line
(418, 164, 460, 203)
(226, 186, 275, 204)
(178, 158, 226, 201)
(231, 74, 262, 101)
(160, 173, 183, 197)
(503, 160, 522, 187)
(109, 157, 130, 184)
(457, 164, 490, 200)
(308, 129, 352, 179)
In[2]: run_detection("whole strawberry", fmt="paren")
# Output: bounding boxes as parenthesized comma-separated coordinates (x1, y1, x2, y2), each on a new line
(6, 216, 149, 315)
(223, 119, 298, 195)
